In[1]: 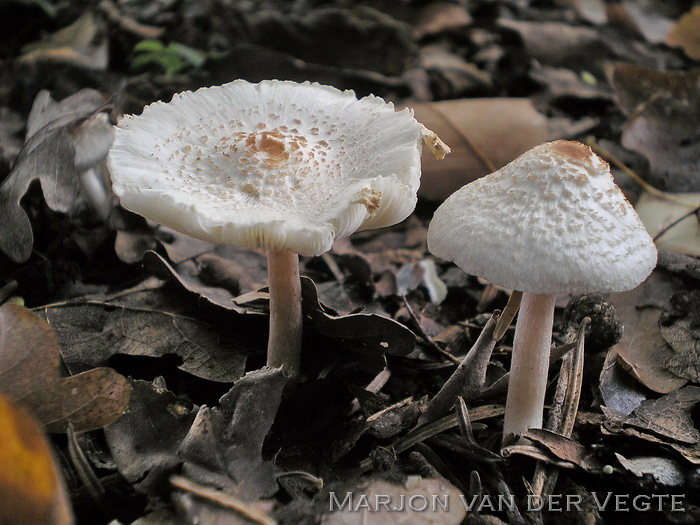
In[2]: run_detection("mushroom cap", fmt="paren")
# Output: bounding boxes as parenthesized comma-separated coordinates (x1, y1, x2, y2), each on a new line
(427, 140, 657, 294)
(108, 80, 423, 256)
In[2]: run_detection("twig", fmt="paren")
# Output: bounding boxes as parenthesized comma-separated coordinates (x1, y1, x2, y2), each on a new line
(171, 475, 276, 525)
(653, 205, 700, 242)
(493, 290, 522, 341)
(586, 137, 697, 207)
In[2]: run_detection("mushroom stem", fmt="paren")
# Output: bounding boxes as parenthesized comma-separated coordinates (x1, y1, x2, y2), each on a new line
(503, 292, 556, 440)
(265, 248, 303, 377)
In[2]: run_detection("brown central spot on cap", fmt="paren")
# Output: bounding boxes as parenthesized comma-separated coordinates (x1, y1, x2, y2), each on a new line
(240, 129, 292, 168)
(550, 140, 593, 162)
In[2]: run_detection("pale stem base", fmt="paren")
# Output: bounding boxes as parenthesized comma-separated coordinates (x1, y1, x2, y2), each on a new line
(503, 292, 556, 439)
(265, 249, 303, 377)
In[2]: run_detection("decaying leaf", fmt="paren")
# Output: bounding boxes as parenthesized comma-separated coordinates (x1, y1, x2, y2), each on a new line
(0, 89, 111, 262)
(0, 395, 73, 525)
(608, 272, 688, 393)
(322, 477, 466, 525)
(144, 250, 415, 367)
(661, 290, 700, 383)
(38, 292, 252, 383)
(104, 379, 197, 493)
(666, 6, 700, 61)
(615, 453, 686, 486)
(498, 19, 604, 67)
(19, 11, 108, 70)
(611, 386, 700, 445)
(599, 351, 648, 416)
(179, 367, 287, 500)
(608, 1, 674, 44)
(523, 429, 604, 472)
(412, 98, 549, 201)
(636, 192, 700, 256)
(0, 304, 130, 432)
(607, 63, 700, 193)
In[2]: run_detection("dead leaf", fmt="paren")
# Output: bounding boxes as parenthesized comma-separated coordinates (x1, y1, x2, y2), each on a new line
(0, 89, 111, 262)
(599, 351, 648, 416)
(412, 2, 472, 39)
(623, 386, 700, 445)
(607, 63, 700, 193)
(637, 192, 700, 256)
(38, 294, 252, 383)
(322, 477, 466, 525)
(607, 272, 688, 393)
(0, 395, 73, 525)
(411, 98, 549, 201)
(0, 304, 131, 432)
(498, 19, 604, 67)
(608, 1, 674, 44)
(666, 7, 700, 61)
(615, 453, 686, 486)
(0, 106, 24, 168)
(249, 6, 416, 77)
(104, 379, 197, 493)
(523, 429, 603, 472)
(572, 0, 608, 26)
(301, 277, 416, 359)
(19, 11, 108, 70)
(661, 291, 700, 383)
(179, 367, 287, 500)
(419, 44, 493, 98)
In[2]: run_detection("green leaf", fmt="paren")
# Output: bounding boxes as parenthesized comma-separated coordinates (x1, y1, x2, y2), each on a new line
(168, 42, 206, 67)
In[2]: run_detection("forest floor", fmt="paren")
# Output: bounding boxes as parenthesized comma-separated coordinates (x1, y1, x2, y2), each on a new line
(0, 1, 699, 524)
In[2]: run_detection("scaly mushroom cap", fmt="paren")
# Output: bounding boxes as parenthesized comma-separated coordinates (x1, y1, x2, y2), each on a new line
(108, 80, 424, 256)
(427, 140, 657, 294)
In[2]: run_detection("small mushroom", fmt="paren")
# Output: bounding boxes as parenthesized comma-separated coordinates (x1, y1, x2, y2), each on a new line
(427, 140, 657, 440)
(108, 80, 443, 378)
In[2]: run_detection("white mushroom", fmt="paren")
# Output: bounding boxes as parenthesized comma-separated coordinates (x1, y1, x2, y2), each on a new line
(108, 80, 437, 378)
(427, 140, 657, 440)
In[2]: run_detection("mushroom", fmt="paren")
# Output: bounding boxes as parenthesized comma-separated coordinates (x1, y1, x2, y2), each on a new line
(427, 140, 657, 440)
(108, 80, 447, 378)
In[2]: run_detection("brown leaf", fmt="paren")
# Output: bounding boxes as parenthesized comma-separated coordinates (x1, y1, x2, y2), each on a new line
(608, 1, 674, 44)
(412, 2, 472, 39)
(26, 368, 131, 433)
(636, 192, 700, 257)
(498, 20, 604, 67)
(666, 6, 700, 60)
(0, 304, 131, 432)
(39, 295, 251, 383)
(660, 291, 700, 383)
(19, 11, 108, 70)
(0, 395, 73, 525)
(524, 429, 603, 472)
(608, 272, 688, 393)
(607, 63, 700, 192)
(412, 99, 548, 201)
(622, 386, 700, 445)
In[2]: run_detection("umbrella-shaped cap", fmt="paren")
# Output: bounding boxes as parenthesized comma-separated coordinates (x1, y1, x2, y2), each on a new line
(108, 80, 424, 256)
(428, 140, 657, 294)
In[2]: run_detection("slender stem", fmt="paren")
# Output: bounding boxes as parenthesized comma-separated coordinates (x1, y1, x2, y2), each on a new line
(503, 292, 556, 440)
(265, 249, 303, 377)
